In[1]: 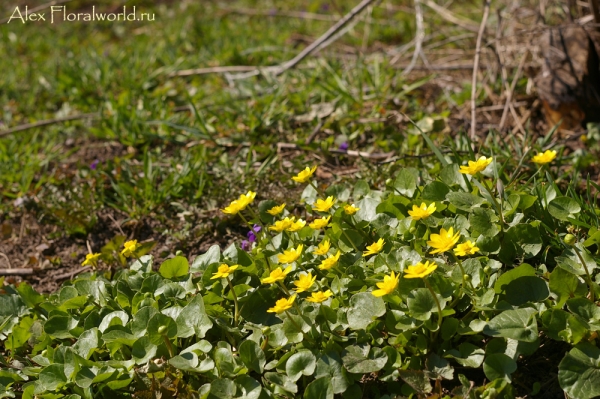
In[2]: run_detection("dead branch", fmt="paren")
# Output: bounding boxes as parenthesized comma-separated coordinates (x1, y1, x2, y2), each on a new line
(0, 113, 98, 138)
(470, 0, 491, 140)
(0, 268, 34, 276)
(170, 0, 378, 79)
(403, 0, 426, 75)
(422, 0, 480, 32)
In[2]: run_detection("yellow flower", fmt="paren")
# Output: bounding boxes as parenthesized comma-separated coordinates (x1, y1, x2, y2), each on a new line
(363, 238, 385, 257)
(293, 272, 316, 293)
(222, 200, 243, 215)
(267, 203, 286, 215)
(313, 196, 336, 212)
(372, 271, 399, 297)
(306, 290, 333, 303)
(222, 191, 256, 215)
(269, 217, 295, 232)
(313, 239, 331, 256)
(211, 264, 239, 279)
(459, 156, 493, 175)
(277, 244, 303, 264)
(344, 204, 360, 215)
(408, 202, 436, 221)
(404, 261, 437, 279)
(454, 241, 479, 257)
(82, 253, 101, 268)
(427, 227, 460, 254)
(237, 191, 256, 209)
(292, 166, 317, 183)
(121, 240, 140, 257)
(309, 216, 331, 229)
(287, 219, 306, 232)
(262, 266, 292, 284)
(267, 295, 296, 314)
(532, 150, 557, 165)
(319, 250, 341, 270)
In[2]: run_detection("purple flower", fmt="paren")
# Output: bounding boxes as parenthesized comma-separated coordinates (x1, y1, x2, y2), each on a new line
(241, 240, 250, 251)
(90, 159, 100, 170)
(247, 225, 262, 243)
(339, 142, 349, 151)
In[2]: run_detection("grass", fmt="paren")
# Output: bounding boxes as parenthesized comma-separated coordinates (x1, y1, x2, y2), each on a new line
(0, 1, 428, 230)
(1, 0, 598, 263)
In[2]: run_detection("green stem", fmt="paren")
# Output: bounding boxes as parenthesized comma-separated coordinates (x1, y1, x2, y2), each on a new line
(341, 228, 360, 252)
(163, 335, 175, 358)
(452, 253, 475, 292)
(476, 174, 505, 226)
(227, 277, 240, 327)
(572, 245, 596, 303)
(309, 180, 326, 198)
(424, 278, 443, 339)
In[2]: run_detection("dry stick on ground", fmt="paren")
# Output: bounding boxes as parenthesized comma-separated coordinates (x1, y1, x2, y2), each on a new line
(470, 0, 491, 140)
(0, 268, 34, 276)
(170, 0, 378, 78)
(403, 0, 426, 75)
(0, 113, 98, 138)
(422, 0, 480, 32)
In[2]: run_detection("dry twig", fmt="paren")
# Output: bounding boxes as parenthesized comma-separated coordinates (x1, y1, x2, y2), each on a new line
(0, 268, 34, 276)
(403, 0, 426, 75)
(0, 113, 98, 138)
(171, 0, 378, 79)
(470, 0, 491, 140)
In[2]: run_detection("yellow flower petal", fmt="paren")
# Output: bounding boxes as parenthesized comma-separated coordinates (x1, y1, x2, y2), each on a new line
(427, 227, 460, 254)
(372, 271, 399, 297)
(532, 150, 557, 165)
(292, 166, 317, 183)
(403, 261, 437, 279)
(363, 238, 385, 257)
(459, 156, 493, 175)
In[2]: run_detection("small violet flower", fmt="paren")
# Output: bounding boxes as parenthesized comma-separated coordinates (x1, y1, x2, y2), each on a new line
(241, 240, 250, 251)
(339, 142, 349, 151)
(90, 159, 99, 170)
(247, 224, 261, 243)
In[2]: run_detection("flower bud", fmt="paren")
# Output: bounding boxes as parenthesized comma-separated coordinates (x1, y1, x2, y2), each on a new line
(463, 274, 471, 281)
(483, 266, 491, 274)
(176, 250, 184, 257)
(158, 325, 167, 335)
(385, 178, 392, 185)
(262, 326, 271, 334)
(564, 234, 576, 245)
(409, 227, 416, 234)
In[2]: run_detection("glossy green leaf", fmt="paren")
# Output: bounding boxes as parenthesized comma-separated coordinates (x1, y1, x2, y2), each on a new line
(191, 245, 221, 273)
(176, 295, 213, 338)
(159, 256, 189, 279)
(483, 353, 517, 382)
(483, 308, 538, 342)
(286, 350, 316, 381)
(303, 377, 334, 399)
(347, 292, 385, 330)
(239, 340, 266, 374)
(342, 345, 388, 373)
(548, 197, 581, 221)
(559, 343, 600, 399)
